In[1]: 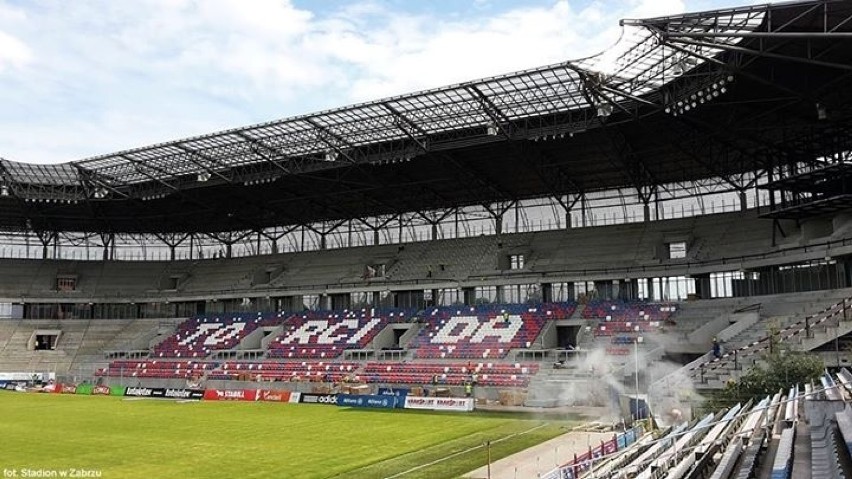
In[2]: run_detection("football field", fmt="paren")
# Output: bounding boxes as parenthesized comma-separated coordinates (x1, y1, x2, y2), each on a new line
(0, 392, 574, 479)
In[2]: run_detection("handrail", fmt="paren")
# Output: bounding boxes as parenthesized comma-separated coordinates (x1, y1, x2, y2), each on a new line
(733, 303, 762, 313)
(650, 297, 851, 391)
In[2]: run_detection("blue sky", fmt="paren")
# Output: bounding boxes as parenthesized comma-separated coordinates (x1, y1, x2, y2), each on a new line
(0, 0, 757, 164)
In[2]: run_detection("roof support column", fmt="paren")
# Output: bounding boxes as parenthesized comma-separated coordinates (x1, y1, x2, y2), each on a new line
(655, 189, 663, 221)
(98, 232, 114, 261)
(416, 209, 454, 241)
(301, 226, 306, 252)
(34, 230, 56, 260)
(358, 215, 397, 246)
(206, 231, 252, 259)
(555, 193, 583, 229)
(260, 226, 298, 255)
(637, 185, 656, 223)
(153, 233, 190, 261)
(305, 220, 347, 251)
(485, 201, 514, 237)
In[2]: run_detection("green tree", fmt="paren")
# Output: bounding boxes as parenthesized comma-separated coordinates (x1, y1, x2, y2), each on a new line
(708, 350, 824, 409)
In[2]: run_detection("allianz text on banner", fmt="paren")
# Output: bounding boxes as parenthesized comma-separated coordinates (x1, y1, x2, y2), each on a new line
(335, 394, 397, 409)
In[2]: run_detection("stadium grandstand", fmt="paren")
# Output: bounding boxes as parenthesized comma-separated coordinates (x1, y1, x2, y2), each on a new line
(1, 0, 852, 476)
(536, 369, 852, 479)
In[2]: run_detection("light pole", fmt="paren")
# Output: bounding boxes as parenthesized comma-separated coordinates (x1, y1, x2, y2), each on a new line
(633, 332, 642, 421)
(836, 322, 841, 369)
(634, 334, 643, 420)
(842, 299, 849, 369)
(486, 441, 491, 479)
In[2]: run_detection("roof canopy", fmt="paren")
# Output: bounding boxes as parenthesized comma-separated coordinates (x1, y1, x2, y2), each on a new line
(1, 0, 850, 233)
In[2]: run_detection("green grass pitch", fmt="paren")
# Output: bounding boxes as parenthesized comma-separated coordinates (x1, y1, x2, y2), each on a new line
(0, 392, 575, 479)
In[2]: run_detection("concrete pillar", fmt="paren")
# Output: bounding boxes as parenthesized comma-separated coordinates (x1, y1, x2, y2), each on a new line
(541, 283, 553, 303)
(463, 287, 476, 305)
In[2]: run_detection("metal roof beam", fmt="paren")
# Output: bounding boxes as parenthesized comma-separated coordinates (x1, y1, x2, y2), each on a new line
(604, 126, 660, 188)
(304, 117, 358, 164)
(519, 142, 583, 198)
(464, 85, 513, 138)
(670, 37, 852, 72)
(381, 103, 429, 152)
(621, 2, 774, 26)
(72, 165, 130, 199)
(0, 161, 15, 196)
(574, 68, 636, 120)
(233, 132, 293, 175)
(664, 32, 852, 39)
(173, 144, 232, 183)
(441, 152, 513, 203)
(121, 155, 180, 192)
(662, 41, 824, 106)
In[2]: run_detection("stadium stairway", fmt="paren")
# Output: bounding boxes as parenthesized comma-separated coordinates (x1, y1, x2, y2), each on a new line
(0, 318, 175, 377)
(0, 320, 26, 370)
(70, 319, 168, 377)
(664, 292, 852, 390)
(665, 297, 747, 345)
(0, 319, 73, 373)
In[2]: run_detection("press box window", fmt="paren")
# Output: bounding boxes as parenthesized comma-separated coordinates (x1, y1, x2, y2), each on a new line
(668, 242, 687, 259)
(510, 254, 525, 270)
(56, 277, 77, 292)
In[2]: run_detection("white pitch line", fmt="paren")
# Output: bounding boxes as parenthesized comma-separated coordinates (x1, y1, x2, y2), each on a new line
(382, 422, 549, 479)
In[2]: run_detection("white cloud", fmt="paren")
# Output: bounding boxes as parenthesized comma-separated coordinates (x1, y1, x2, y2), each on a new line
(0, 0, 727, 164)
(0, 30, 31, 71)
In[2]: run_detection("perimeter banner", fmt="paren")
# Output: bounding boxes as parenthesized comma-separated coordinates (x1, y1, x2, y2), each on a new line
(298, 393, 338, 405)
(259, 390, 291, 403)
(336, 394, 396, 409)
(164, 388, 204, 400)
(124, 387, 166, 398)
(75, 384, 94, 395)
(203, 389, 259, 401)
(403, 396, 474, 412)
(91, 385, 112, 396)
(378, 387, 408, 408)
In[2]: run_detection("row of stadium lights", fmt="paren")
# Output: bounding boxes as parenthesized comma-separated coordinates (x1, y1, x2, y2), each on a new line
(196, 170, 280, 187)
(244, 177, 277, 186)
(141, 193, 168, 201)
(375, 157, 413, 165)
(1, 183, 85, 203)
(531, 131, 577, 142)
(22, 197, 79, 204)
(664, 75, 734, 116)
